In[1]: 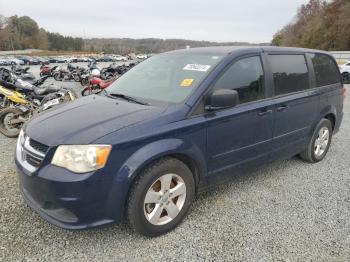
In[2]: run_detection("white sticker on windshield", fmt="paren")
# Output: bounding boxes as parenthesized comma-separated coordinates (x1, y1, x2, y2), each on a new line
(183, 64, 211, 72)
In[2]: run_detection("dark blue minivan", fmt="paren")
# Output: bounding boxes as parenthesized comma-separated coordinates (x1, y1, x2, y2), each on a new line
(15, 47, 345, 236)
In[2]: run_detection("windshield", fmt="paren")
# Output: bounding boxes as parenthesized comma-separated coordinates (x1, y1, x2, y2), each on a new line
(106, 51, 224, 104)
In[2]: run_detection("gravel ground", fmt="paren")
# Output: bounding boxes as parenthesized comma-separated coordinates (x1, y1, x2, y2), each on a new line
(0, 74, 349, 261)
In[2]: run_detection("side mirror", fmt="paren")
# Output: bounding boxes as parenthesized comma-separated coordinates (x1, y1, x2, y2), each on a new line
(206, 89, 239, 111)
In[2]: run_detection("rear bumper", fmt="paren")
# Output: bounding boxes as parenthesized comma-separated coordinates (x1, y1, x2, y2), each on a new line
(334, 111, 343, 134)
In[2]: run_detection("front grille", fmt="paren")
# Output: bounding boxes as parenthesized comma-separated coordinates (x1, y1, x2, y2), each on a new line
(29, 138, 49, 154)
(25, 153, 43, 167)
(17, 133, 49, 172)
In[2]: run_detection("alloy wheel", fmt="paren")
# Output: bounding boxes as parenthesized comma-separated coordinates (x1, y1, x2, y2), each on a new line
(144, 173, 186, 226)
(314, 126, 330, 157)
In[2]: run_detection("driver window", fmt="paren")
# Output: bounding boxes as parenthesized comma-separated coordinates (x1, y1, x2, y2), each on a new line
(212, 56, 265, 104)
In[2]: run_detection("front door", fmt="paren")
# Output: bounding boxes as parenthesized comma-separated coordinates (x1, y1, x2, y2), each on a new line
(205, 55, 274, 178)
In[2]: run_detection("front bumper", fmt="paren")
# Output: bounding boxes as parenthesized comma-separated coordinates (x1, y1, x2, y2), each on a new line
(16, 158, 126, 230)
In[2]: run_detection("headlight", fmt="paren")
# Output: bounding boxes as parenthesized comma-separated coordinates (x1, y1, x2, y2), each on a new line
(18, 129, 25, 145)
(51, 145, 111, 173)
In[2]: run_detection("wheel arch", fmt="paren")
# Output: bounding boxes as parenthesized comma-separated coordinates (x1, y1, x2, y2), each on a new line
(118, 138, 206, 189)
(324, 113, 336, 131)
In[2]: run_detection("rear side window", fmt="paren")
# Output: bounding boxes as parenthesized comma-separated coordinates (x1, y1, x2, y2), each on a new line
(311, 53, 340, 87)
(269, 54, 310, 95)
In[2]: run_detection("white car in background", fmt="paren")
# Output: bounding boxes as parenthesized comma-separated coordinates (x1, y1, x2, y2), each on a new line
(339, 61, 350, 82)
(114, 55, 128, 61)
(136, 54, 148, 59)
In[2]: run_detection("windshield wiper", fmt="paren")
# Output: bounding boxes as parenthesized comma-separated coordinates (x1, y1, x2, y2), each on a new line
(108, 92, 150, 105)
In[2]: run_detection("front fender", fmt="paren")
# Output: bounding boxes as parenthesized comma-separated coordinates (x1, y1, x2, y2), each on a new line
(116, 138, 207, 184)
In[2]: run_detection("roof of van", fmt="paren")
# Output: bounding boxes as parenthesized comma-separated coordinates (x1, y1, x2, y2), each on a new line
(169, 46, 330, 55)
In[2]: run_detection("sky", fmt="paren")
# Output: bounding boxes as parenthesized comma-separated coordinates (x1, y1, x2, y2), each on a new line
(0, 0, 309, 43)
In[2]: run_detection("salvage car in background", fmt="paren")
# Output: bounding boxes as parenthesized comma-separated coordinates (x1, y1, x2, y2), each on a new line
(339, 61, 350, 83)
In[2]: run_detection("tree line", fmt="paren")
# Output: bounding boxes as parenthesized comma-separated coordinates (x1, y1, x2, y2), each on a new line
(84, 38, 265, 54)
(0, 14, 269, 54)
(272, 0, 350, 51)
(0, 15, 84, 51)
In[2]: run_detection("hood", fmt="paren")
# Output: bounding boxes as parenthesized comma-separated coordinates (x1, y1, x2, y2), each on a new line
(25, 95, 164, 146)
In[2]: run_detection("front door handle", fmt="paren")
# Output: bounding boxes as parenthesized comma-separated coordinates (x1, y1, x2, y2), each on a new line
(258, 109, 273, 116)
(277, 105, 288, 112)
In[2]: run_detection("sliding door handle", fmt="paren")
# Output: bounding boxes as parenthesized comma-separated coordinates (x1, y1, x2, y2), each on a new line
(258, 109, 273, 116)
(277, 105, 288, 112)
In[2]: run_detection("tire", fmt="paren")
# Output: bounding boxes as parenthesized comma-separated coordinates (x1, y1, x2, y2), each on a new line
(53, 73, 62, 81)
(81, 78, 88, 86)
(81, 87, 93, 96)
(299, 118, 333, 163)
(342, 72, 349, 84)
(127, 157, 195, 237)
(73, 74, 80, 82)
(0, 108, 27, 138)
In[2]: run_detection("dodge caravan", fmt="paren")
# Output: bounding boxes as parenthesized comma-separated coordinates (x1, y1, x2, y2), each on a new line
(15, 47, 345, 236)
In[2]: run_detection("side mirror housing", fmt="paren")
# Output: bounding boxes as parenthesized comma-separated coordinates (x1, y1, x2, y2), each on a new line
(206, 89, 239, 111)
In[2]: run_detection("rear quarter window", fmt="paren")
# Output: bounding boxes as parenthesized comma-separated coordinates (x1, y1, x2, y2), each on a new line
(311, 53, 340, 87)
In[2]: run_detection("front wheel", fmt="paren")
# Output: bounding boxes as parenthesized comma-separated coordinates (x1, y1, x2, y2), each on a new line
(53, 73, 62, 81)
(0, 108, 29, 137)
(127, 158, 195, 237)
(299, 118, 333, 163)
(73, 74, 81, 82)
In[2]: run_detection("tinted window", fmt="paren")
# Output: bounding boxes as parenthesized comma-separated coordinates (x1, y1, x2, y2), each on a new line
(269, 55, 309, 95)
(311, 53, 340, 87)
(212, 56, 265, 104)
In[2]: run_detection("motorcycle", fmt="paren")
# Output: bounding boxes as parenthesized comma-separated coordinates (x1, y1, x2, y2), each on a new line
(53, 66, 73, 81)
(100, 63, 119, 80)
(0, 76, 77, 137)
(71, 66, 88, 82)
(80, 68, 101, 86)
(81, 76, 117, 96)
(10, 65, 36, 83)
(39, 64, 58, 77)
(100, 62, 137, 80)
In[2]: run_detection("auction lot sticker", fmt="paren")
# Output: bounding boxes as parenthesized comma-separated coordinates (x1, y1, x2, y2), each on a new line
(183, 64, 211, 72)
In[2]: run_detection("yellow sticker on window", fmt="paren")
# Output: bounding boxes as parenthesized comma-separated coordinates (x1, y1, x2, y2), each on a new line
(180, 79, 194, 87)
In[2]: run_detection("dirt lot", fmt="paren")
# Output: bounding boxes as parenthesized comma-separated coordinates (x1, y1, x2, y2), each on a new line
(0, 78, 349, 261)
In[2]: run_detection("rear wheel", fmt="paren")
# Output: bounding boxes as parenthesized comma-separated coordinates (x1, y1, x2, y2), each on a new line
(127, 158, 195, 237)
(0, 108, 28, 137)
(81, 87, 92, 96)
(342, 72, 350, 83)
(299, 118, 333, 163)
(81, 78, 88, 86)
